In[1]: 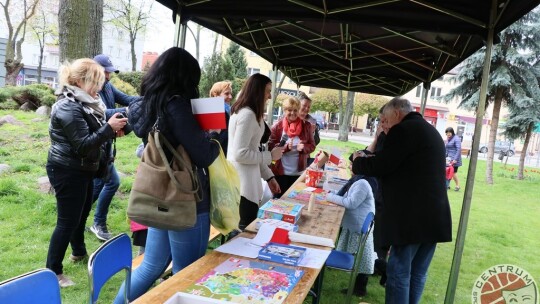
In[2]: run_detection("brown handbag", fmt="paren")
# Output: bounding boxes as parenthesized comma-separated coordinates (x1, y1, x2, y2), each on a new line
(127, 130, 201, 230)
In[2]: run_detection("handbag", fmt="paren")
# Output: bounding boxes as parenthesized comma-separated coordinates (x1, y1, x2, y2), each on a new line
(127, 127, 201, 230)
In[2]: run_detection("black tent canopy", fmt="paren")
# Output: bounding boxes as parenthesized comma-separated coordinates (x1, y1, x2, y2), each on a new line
(155, 0, 539, 96)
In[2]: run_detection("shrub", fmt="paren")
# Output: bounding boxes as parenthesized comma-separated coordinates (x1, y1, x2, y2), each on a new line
(116, 71, 144, 94)
(1, 84, 56, 109)
(110, 75, 138, 96)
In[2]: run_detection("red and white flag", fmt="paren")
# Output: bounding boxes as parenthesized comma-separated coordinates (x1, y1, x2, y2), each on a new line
(191, 97, 226, 130)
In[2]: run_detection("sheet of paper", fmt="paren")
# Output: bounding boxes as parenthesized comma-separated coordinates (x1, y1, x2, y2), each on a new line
(303, 186, 317, 192)
(298, 247, 332, 269)
(214, 237, 262, 258)
(250, 224, 276, 247)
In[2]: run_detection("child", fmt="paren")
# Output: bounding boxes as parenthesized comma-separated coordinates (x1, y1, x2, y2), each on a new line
(445, 157, 454, 190)
(326, 157, 377, 297)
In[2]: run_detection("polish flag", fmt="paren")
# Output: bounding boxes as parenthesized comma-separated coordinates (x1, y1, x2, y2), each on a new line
(191, 97, 226, 130)
(329, 154, 340, 165)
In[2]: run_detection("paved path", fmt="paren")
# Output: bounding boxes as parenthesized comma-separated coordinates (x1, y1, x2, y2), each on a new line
(319, 129, 540, 168)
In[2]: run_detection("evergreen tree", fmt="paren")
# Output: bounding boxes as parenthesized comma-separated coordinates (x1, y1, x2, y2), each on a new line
(199, 53, 234, 98)
(441, 9, 540, 184)
(225, 42, 248, 99)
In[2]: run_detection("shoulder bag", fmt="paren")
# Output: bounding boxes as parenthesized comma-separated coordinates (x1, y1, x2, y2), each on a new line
(127, 123, 201, 230)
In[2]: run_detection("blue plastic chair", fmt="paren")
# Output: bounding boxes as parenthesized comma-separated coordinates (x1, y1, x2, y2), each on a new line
(0, 268, 61, 303)
(88, 233, 132, 304)
(325, 211, 375, 304)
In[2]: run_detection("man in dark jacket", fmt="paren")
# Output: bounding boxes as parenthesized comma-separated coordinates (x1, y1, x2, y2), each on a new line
(90, 54, 140, 241)
(352, 97, 452, 304)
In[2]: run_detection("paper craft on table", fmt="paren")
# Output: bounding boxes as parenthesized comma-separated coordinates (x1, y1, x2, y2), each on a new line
(250, 223, 278, 246)
(190, 97, 226, 130)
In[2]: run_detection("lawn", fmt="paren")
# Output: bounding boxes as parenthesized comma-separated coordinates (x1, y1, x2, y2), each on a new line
(1, 110, 539, 304)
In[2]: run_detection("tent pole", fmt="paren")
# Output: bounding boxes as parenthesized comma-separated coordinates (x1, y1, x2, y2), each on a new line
(173, 4, 187, 48)
(266, 65, 279, 126)
(444, 0, 496, 302)
(420, 82, 430, 116)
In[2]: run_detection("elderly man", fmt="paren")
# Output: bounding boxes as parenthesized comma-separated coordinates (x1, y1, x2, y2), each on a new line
(352, 97, 452, 304)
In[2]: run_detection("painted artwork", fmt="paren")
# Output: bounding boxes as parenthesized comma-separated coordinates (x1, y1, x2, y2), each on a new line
(184, 257, 304, 304)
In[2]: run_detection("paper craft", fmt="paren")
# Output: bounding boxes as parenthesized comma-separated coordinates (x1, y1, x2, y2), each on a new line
(286, 184, 335, 206)
(184, 257, 304, 304)
(214, 237, 262, 258)
(255, 219, 299, 232)
(288, 232, 335, 248)
(191, 97, 226, 130)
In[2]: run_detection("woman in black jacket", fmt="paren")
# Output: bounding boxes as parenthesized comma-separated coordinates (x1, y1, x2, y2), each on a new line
(46, 58, 127, 287)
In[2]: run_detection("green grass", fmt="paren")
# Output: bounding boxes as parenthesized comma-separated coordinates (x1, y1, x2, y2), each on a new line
(1, 110, 540, 304)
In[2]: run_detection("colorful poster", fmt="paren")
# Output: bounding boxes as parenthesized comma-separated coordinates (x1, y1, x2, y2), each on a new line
(184, 257, 304, 304)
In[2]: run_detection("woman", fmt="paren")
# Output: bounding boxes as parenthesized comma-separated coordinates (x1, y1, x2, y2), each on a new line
(114, 47, 220, 303)
(227, 73, 283, 230)
(268, 97, 315, 196)
(326, 158, 377, 296)
(208, 81, 233, 155)
(445, 127, 462, 191)
(46, 58, 127, 287)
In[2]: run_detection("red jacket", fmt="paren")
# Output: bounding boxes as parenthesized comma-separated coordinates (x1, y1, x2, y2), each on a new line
(268, 118, 316, 176)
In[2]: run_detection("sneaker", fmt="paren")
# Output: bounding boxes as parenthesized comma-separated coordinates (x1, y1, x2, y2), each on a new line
(454, 186, 460, 191)
(90, 223, 113, 241)
(56, 274, 75, 288)
(69, 253, 88, 262)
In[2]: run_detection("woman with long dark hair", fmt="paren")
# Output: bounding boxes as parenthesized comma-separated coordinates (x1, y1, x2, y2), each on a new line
(227, 73, 283, 230)
(445, 127, 462, 191)
(114, 47, 219, 303)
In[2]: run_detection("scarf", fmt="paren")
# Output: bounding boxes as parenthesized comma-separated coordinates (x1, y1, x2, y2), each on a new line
(282, 117, 303, 138)
(59, 85, 106, 126)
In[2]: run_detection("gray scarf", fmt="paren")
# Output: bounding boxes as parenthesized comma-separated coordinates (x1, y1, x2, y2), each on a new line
(57, 85, 106, 126)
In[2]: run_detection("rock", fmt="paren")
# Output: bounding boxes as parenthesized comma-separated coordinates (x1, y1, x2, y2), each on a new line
(20, 102, 35, 111)
(31, 118, 46, 122)
(37, 176, 55, 195)
(0, 115, 24, 127)
(0, 164, 11, 175)
(35, 105, 51, 117)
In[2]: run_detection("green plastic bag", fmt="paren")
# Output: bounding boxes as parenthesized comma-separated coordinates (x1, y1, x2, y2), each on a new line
(208, 140, 241, 235)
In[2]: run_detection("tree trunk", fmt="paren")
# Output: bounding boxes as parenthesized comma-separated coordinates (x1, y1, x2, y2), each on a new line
(485, 87, 503, 185)
(517, 122, 533, 180)
(4, 60, 23, 85)
(196, 24, 201, 62)
(59, 0, 102, 62)
(338, 91, 355, 141)
(213, 32, 219, 54)
(130, 36, 137, 71)
(37, 43, 43, 83)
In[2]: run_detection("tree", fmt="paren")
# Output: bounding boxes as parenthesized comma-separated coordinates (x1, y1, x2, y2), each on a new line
(29, 0, 58, 84)
(225, 42, 248, 96)
(199, 53, 234, 97)
(104, 0, 153, 71)
(338, 91, 355, 141)
(354, 93, 388, 117)
(186, 22, 202, 61)
(440, 9, 540, 184)
(310, 88, 340, 114)
(59, 0, 103, 62)
(1, 0, 39, 85)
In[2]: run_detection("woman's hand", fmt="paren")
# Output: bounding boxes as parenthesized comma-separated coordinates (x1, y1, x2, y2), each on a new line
(296, 141, 304, 152)
(108, 113, 128, 132)
(271, 146, 283, 161)
(268, 178, 281, 194)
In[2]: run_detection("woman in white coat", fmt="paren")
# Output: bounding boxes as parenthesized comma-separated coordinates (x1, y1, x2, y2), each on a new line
(227, 73, 283, 230)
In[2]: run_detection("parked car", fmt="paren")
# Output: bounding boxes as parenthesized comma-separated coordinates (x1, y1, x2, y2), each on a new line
(311, 114, 327, 130)
(479, 140, 515, 156)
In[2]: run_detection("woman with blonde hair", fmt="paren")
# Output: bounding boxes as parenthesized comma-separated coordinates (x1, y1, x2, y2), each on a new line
(268, 97, 315, 196)
(208, 81, 233, 155)
(46, 58, 127, 287)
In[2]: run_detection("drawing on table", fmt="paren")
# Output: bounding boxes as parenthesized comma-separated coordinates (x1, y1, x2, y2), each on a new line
(184, 257, 304, 304)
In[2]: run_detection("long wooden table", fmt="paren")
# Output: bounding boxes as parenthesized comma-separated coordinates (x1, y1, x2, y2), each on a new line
(133, 166, 348, 304)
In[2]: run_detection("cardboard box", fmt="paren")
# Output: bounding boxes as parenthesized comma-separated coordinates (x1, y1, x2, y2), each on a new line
(257, 199, 303, 224)
(258, 243, 307, 266)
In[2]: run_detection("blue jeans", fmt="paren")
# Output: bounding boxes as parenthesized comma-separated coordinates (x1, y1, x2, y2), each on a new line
(92, 163, 120, 226)
(113, 213, 210, 304)
(385, 243, 436, 304)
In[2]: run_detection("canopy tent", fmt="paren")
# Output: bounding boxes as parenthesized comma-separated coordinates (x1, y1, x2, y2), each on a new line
(156, 0, 537, 96)
(155, 1, 540, 303)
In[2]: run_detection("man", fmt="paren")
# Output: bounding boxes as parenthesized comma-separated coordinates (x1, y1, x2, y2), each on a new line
(90, 54, 140, 241)
(297, 93, 320, 167)
(352, 97, 452, 304)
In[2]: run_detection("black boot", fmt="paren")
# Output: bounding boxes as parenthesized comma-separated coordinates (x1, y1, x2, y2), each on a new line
(341, 273, 368, 296)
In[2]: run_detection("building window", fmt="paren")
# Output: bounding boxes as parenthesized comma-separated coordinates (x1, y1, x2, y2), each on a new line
(430, 87, 442, 98)
(415, 86, 422, 97)
(248, 67, 260, 75)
